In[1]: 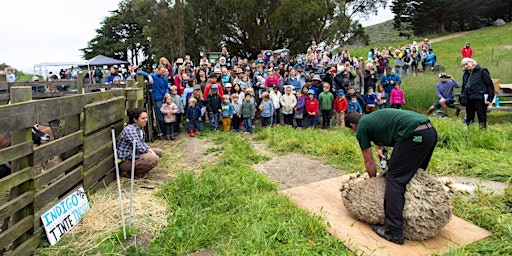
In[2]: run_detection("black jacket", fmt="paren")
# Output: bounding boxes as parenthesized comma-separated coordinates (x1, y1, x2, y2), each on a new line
(462, 65, 494, 102)
(206, 93, 222, 113)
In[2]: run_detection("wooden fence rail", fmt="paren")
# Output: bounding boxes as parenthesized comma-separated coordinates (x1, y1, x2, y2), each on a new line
(0, 83, 144, 255)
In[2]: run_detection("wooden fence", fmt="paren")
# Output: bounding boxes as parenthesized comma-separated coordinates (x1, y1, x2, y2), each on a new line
(0, 73, 132, 104)
(0, 80, 144, 255)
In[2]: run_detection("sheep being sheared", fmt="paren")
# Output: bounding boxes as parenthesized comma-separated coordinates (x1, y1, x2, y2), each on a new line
(340, 169, 452, 241)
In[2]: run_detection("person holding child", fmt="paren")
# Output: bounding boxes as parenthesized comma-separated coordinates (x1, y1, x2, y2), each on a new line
(333, 90, 348, 127)
(221, 95, 234, 131)
(160, 94, 179, 140)
(185, 98, 202, 137)
(305, 89, 319, 128)
(318, 82, 334, 129)
(280, 85, 297, 126)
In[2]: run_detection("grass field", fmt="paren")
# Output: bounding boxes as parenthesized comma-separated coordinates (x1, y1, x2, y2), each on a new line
(35, 23, 512, 256)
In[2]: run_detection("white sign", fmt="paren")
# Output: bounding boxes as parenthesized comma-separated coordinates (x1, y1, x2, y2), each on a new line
(41, 187, 90, 245)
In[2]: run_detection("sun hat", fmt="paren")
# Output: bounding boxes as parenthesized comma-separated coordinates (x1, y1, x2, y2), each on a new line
(312, 75, 322, 81)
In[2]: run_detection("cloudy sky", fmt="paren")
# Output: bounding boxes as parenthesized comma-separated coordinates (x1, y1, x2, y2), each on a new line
(0, 0, 393, 74)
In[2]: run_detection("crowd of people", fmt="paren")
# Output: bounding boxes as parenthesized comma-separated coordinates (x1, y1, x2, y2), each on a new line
(119, 39, 491, 140)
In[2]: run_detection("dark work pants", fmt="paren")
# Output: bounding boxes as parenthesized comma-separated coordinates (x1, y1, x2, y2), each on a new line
(384, 125, 438, 238)
(466, 99, 487, 128)
(321, 110, 332, 128)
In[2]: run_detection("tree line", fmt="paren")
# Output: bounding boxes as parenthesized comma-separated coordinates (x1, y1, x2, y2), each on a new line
(81, 0, 388, 66)
(392, 0, 512, 37)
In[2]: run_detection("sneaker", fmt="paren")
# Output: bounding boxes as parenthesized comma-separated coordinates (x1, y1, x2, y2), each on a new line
(462, 118, 467, 124)
(189, 130, 195, 137)
(371, 224, 404, 245)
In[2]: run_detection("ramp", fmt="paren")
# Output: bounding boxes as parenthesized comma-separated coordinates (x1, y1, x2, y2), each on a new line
(280, 175, 491, 255)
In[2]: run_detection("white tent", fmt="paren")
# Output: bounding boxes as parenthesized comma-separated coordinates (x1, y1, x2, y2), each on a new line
(33, 61, 90, 81)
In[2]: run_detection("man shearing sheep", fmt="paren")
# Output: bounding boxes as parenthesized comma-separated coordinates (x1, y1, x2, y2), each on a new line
(344, 109, 438, 244)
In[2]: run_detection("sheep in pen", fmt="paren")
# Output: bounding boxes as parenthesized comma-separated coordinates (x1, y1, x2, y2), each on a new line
(340, 169, 452, 241)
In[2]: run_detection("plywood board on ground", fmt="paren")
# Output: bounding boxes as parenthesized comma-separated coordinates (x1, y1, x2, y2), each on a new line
(280, 175, 491, 256)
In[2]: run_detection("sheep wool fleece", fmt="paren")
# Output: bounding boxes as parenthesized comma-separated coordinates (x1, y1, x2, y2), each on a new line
(340, 170, 452, 240)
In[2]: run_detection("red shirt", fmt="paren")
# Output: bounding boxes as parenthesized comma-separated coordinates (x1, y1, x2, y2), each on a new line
(305, 98, 319, 116)
(334, 97, 348, 112)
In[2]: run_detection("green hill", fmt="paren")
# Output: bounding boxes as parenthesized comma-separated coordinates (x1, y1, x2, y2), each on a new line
(363, 19, 411, 46)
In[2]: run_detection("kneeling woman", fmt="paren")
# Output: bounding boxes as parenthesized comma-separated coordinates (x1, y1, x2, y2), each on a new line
(118, 108, 162, 178)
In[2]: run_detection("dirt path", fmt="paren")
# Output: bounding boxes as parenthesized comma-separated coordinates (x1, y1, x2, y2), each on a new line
(429, 31, 473, 43)
(251, 141, 344, 189)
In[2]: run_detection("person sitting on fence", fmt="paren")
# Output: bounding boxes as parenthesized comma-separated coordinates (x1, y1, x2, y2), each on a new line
(31, 76, 46, 93)
(426, 73, 461, 117)
(117, 108, 162, 178)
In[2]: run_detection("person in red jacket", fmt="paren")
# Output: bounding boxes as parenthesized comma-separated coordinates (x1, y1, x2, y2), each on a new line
(461, 42, 473, 58)
(203, 75, 224, 98)
(333, 90, 348, 127)
(305, 89, 319, 129)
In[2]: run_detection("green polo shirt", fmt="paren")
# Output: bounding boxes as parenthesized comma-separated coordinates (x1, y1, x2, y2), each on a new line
(356, 109, 429, 150)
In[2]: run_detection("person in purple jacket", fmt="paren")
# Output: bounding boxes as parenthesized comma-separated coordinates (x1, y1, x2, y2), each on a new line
(294, 89, 307, 129)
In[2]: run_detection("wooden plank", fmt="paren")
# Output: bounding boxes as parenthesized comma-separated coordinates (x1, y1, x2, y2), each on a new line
(0, 191, 33, 221)
(32, 91, 77, 99)
(83, 89, 124, 105)
(0, 215, 33, 249)
(7, 236, 39, 256)
(59, 114, 81, 161)
(83, 96, 126, 135)
(83, 143, 113, 171)
(0, 167, 32, 194)
(0, 102, 35, 134)
(280, 175, 491, 256)
(83, 122, 123, 156)
(33, 166, 82, 211)
(33, 131, 82, 165)
(7, 81, 76, 87)
(0, 141, 32, 165)
(34, 153, 82, 188)
(87, 169, 116, 194)
(35, 94, 83, 122)
(489, 106, 512, 111)
(83, 155, 114, 190)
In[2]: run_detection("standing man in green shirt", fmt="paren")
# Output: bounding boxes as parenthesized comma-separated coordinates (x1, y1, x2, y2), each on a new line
(344, 109, 438, 244)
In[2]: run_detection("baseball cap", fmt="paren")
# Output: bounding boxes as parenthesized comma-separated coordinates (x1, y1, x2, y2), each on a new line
(211, 84, 218, 90)
(338, 90, 344, 96)
(225, 83, 232, 88)
(439, 73, 447, 78)
(193, 85, 201, 90)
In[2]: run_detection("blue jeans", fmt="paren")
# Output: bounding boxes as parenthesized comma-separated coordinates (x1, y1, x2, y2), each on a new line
(187, 119, 199, 131)
(209, 112, 220, 130)
(243, 118, 253, 132)
(153, 99, 164, 134)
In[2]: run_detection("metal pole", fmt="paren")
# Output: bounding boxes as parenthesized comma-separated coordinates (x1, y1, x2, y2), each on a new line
(129, 140, 136, 228)
(111, 125, 127, 240)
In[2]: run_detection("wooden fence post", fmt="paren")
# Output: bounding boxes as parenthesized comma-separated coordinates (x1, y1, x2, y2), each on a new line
(7, 86, 34, 250)
(77, 72, 84, 94)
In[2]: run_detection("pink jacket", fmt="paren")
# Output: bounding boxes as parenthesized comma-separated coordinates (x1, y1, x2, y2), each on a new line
(160, 102, 178, 123)
(389, 88, 405, 105)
